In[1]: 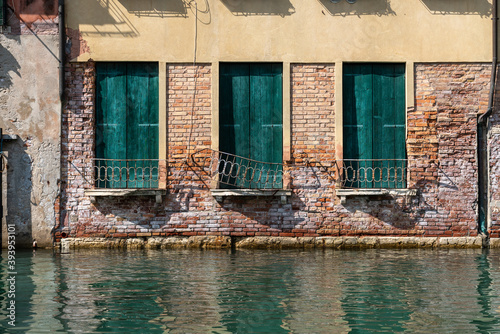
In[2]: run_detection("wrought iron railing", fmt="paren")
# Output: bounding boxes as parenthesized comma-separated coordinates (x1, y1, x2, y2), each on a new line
(335, 159, 408, 189)
(191, 149, 286, 189)
(190, 150, 410, 190)
(75, 155, 410, 191)
(93, 159, 160, 189)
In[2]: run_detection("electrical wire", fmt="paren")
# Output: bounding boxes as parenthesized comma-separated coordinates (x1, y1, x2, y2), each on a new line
(185, 0, 198, 163)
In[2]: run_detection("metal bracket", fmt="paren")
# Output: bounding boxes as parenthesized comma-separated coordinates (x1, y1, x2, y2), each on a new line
(156, 193, 163, 204)
(281, 195, 287, 205)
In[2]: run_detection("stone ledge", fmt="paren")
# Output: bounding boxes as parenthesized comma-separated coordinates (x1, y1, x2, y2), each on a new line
(487, 238, 500, 248)
(61, 236, 485, 250)
(61, 236, 231, 250)
(211, 189, 292, 204)
(336, 188, 417, 204)
(85, 189, 167, 204)
(236, 236, 482, 249)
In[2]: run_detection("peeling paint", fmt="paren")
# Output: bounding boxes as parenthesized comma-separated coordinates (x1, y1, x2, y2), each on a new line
(66, 28, 91, 61)
(0, 32, 60, 248)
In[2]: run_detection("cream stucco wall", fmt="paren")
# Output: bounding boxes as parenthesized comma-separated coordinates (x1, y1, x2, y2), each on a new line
(67, 0, 492, 63)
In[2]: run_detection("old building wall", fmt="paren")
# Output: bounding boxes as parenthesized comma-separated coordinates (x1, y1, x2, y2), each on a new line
(65, 0, 491, 63)
(488, 66, 500, 236)
(406, 64, 489, 236)
(0, 1, 60, 247)
(59, 62, 95, 239)
(60, 62, 491, 239)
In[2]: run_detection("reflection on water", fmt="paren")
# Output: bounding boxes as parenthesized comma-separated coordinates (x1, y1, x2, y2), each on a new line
(1, 249, 500, 333)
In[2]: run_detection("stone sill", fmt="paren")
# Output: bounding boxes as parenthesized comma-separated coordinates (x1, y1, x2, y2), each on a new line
(211, 189, 292, 204)
(85, 189, 167, 204)
(336, 188, 417, 203)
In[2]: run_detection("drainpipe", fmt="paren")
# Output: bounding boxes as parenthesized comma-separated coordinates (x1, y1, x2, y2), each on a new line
(59, 0, 65, 101)
(53, 0, 65, 244)
(478, 0, 498, 237)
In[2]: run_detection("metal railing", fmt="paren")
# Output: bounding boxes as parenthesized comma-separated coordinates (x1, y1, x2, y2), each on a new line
(335, 159, 408, 189)
(79, 155, 410, 191)
(191, 149, 286, 189)
(92, 159, 160, 189)
(190, 150, 410, 190)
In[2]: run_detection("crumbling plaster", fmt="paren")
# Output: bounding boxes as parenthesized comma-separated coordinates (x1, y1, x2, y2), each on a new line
(0, 34, 60, 248)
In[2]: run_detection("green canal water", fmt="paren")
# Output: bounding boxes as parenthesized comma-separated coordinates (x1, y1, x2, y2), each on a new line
(1, 248, 500, 333)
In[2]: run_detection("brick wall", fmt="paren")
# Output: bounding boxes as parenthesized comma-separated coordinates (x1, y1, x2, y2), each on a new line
(59, 62, 491, 239)
(290, 64, 336, 236)
(59, 62, 95, 239)
(164, 64, 214, 236)
(488, 66, 500, 235)
(410, 64, 490, 236)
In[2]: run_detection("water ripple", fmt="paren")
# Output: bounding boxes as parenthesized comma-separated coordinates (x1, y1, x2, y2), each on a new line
(1, 249, 500, 333)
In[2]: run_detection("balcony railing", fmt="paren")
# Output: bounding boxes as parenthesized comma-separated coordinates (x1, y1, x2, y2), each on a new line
(74, 156, 411, 191)
(93, 159, 160, 189)
(191, 149, 285, 189)
(189, 150, 410, 190)
(336, 159, 408, 189)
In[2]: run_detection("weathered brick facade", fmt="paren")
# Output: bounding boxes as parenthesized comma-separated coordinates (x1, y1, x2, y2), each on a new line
(59, 62, 491, 240)
(409, 64, 490, 236)
(488, 67, 500, 236)
(59, 62, 96, 239)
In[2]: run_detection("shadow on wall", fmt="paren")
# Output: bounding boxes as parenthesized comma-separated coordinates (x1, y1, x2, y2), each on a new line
(14, 0, 57, 16)
(217, 194, 307, 230)
(0, 41, 21, 89)
(70, 0, 139, 38)
(4, 138, 33, 248)
(118, 0, 188, 17)
(342, 195, 420, 230)
(419, 0, 491, 16)
(220, 0, 295, 17)
(317, 0, 394, 16)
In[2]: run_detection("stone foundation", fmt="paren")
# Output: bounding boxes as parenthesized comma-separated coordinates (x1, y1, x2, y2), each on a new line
(61, 236, 489, 250)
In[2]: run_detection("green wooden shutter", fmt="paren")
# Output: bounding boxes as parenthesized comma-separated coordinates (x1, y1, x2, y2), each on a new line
(343, 64, 374, 188)
(393, 64, 406, 188)
(126, 63, 159, 188)
(220, 63, 250, 159)
(96, 63, 128, 188)
(219, 63, 283, 189)
(250, 63, 282, 188)
(219, 64, 251, 188)
(373, 64, 406, 188)
(343, 63, 405, 189)
(96, 63, 159, 189)
(0, 0, 5, 26)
